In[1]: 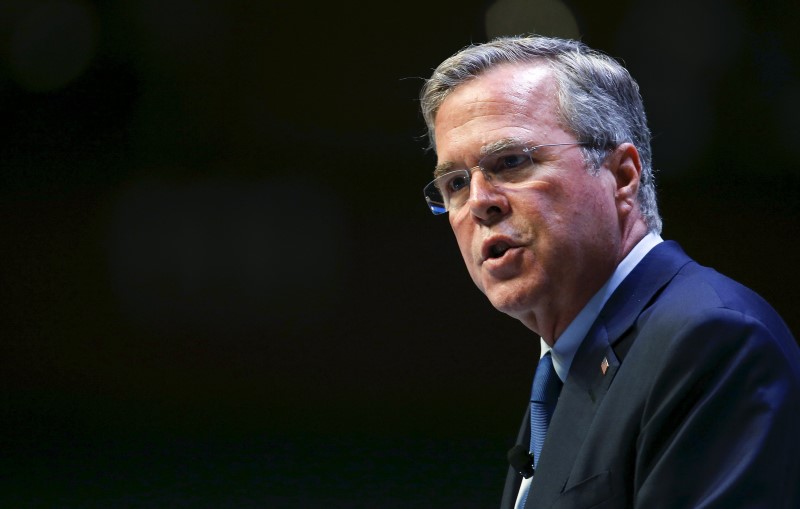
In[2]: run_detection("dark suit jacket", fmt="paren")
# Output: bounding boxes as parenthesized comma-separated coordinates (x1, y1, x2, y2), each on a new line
(501, 241, 800, 509)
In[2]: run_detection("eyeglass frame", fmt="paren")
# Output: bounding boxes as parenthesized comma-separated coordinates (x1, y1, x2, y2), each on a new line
(423, 142, 589, 215)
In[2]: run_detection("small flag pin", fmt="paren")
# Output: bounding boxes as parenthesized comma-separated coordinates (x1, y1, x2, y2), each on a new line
(600, 357, 609, 375)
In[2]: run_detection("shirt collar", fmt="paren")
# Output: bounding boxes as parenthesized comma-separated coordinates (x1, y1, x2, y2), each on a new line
(542, 232, 663, 382)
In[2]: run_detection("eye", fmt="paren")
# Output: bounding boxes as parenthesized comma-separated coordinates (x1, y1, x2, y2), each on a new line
(441, 172, 469, 194)
(484, 152, 532, 173)
(449, 175, 468, 191)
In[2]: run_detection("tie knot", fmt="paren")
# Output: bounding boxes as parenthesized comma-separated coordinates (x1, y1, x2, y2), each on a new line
(531, 351, 562, 404)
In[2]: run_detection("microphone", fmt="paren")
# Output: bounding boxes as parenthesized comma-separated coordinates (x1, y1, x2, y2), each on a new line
(507, 444, 534, 479)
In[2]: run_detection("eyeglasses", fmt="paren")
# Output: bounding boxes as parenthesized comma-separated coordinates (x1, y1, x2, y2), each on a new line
(423, 142, 587, 215)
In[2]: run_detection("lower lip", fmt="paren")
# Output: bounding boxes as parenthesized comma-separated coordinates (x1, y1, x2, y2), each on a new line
(483, 247, 524, 276)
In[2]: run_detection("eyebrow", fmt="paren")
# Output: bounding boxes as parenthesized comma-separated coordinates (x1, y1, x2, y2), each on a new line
(480, 137, 525, 156)
(433, 136, 527, 179)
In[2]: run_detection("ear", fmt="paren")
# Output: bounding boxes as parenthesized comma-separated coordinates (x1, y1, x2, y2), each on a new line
(608, 143, 641, 216)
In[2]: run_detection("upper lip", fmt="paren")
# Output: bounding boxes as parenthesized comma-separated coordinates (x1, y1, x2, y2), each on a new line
(481, 235, 520, 262)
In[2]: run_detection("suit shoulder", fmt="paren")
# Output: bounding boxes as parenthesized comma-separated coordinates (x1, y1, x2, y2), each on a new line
(644, 260, 795, 344)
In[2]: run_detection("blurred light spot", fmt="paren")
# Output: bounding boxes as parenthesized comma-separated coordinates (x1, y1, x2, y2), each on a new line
(6, 0, 98, 92)
(485, 0, 580, 40)
(107, 177, 349, 334)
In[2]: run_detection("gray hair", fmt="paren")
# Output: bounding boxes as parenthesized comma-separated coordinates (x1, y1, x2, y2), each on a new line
(420, 35, 662, 234)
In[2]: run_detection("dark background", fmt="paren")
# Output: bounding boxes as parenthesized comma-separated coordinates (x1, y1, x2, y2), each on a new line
(2, 0, 798, 507)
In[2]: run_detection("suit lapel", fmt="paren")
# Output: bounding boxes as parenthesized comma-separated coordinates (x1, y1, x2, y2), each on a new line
(523, 241, 692, 508)
(526, 319, 619, 507)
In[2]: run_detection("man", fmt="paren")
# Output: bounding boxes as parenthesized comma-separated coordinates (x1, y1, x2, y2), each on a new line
(419, 35, 800, 508)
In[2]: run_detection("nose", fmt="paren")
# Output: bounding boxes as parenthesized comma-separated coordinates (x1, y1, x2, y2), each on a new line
(467, 169, 509, 222)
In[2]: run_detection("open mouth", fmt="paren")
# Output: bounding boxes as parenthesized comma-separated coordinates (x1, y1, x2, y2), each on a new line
(488, 241, 511, 259)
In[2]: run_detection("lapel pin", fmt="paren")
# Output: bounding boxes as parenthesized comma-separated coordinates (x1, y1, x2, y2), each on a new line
(600, 357, 609, 375)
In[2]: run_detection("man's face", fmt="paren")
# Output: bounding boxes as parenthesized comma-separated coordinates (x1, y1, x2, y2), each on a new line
(433, 63, 624, 340)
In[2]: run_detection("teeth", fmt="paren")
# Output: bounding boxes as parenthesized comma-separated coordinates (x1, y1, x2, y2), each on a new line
(490, 242, 510, 258)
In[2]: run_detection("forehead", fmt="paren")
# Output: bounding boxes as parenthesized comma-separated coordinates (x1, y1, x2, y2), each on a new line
(433, 62, 563, 158)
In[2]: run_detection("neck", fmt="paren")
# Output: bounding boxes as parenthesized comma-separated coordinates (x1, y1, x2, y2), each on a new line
(525, 220, 650, 346)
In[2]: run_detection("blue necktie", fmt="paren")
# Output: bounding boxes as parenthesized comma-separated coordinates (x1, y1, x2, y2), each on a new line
(530, 351, 562, 467)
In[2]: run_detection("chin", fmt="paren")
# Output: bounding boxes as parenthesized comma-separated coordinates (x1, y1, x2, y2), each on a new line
(485, 284, 538, 319)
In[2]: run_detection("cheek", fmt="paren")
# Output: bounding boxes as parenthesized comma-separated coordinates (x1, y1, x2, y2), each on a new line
(547, 174, 615, 229)
(451, 223, 485, 290)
